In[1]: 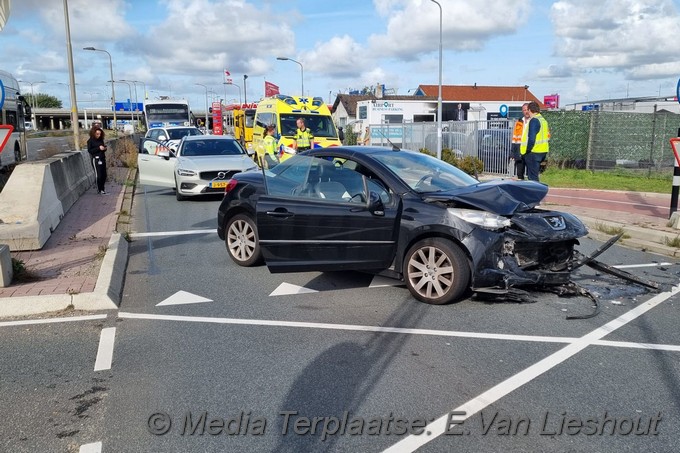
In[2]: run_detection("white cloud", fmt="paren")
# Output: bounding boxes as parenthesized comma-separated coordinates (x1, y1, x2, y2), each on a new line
(305, 35, 369, 77)
(551, 0, 680, 79)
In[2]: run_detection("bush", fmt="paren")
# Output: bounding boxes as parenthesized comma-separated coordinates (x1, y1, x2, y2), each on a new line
(109, 137, 138, 169)
(420, 148, 484, 177)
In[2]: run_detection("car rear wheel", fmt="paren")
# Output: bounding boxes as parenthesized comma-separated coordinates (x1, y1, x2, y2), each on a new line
(403, 238, 470, 305)
(225, 214, 261, 266)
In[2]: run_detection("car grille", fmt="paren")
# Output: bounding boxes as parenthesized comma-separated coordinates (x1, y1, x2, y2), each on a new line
(200, 170, 240, 181)
(513, 240, 574, 270)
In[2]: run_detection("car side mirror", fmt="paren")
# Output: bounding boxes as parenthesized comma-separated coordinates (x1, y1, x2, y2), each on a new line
(368, 191, 385, 216)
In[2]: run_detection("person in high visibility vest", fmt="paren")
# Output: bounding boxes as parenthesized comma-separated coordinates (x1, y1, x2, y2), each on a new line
(293, 118, 314, 151)
(520, 101, 550, 182)
(259, 125, 279, 169)
(510, 103, 530, 179)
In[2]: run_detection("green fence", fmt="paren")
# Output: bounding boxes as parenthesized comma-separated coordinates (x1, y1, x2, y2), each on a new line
(543, 110, 680, 174)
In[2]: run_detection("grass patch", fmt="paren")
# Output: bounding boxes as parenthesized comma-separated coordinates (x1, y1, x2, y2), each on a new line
(95, 245, 108, 260)
(594, 223, 626, 236)
(665, 235, 680, 248)
(541, 168, 672, 193)
(11, 258, 41, 283)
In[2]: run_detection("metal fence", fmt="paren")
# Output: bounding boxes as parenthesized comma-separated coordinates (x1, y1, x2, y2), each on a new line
(365, 109, 680, 176)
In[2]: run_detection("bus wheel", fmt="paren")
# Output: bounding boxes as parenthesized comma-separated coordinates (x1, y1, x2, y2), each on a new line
(14, 145, 21, 163)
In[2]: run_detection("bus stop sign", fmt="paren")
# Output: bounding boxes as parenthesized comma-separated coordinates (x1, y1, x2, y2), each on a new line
(0, 79, 5, 110)
(0, 125, 14, 155)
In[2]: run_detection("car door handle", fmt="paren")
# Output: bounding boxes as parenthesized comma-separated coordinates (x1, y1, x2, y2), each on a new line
(265, 210, 294, 218)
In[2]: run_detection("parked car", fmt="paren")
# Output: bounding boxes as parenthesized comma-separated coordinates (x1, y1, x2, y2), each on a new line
(138, 135, 258, 200)
(474, 128, 512, 174)
(142, 126, 203, 152)
(217, 146, 588, 305)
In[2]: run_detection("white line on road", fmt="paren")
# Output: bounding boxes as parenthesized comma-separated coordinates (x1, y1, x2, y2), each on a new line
(94, 327, 116, 372)
(115, 312, 583, 344)
(382, 283, 680, 452)
(547, 193, 667, 209)
(79, 441, 102, 453)
(613, 262, 674, 269)
(592, 339, 680, 352)
(0, 314, 107, 328)
(130, 229, 216, 238)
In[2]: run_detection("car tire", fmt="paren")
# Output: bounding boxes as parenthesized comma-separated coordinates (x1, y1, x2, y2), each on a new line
(14, 144, 21, 163)
(225, 214, 262, 267)
(403, 238, 470, 305)
(175, 179, 186, 201)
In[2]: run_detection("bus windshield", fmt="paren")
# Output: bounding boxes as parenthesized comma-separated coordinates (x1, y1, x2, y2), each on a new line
(143, 101, 192, 128)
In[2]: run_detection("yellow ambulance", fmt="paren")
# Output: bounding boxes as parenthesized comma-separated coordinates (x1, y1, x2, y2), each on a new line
(252, 94, 341, 162)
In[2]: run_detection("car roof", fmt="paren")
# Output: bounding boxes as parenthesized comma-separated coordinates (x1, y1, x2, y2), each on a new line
(182, 134, 236, 141)
(150, 126, 198, 130)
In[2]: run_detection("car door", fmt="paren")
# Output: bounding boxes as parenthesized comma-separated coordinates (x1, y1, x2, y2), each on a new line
(137, 138, 176, 188)
(255, 155, 401, 273)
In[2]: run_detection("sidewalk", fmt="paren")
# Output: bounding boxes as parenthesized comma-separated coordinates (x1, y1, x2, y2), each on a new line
(0, 175, 679, 318)
(0, 167, 133, 317)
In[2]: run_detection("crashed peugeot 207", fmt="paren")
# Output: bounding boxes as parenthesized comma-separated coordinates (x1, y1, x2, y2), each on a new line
(217, 146, 588, 305)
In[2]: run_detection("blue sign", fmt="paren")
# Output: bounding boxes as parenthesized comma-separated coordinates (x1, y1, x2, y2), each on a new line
(0, 79, 4, 110)
(676, 78, 680, 104)
(499, 104, 508, 117)
(114, 101, 143, 112)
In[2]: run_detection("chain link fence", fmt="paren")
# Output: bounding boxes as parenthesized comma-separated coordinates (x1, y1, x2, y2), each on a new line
(364, 110, 680, 177)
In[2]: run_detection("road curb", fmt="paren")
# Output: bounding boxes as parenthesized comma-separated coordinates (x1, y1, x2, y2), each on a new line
(579, 216, 680, 258)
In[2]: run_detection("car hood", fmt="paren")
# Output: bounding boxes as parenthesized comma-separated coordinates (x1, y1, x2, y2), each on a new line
(176, 155, 256, 172)
(423, 179, 547, 215)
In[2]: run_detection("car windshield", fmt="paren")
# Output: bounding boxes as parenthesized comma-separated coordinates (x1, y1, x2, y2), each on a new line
(279, 114, 337, 138)
(372, 150, 478, 193)
(167, 128, 201, 140)
(180, 139, 246, 157)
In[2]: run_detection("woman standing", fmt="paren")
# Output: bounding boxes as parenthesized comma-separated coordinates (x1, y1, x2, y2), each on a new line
(87, 126, 108, 194)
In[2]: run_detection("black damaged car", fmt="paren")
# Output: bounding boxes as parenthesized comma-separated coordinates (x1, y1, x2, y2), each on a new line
(217, 146, 588, 305)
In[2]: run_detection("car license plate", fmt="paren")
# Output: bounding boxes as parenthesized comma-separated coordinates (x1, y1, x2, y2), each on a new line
(211, 181, 228, 189)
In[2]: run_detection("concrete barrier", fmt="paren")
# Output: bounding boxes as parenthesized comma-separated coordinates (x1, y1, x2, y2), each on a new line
(0, 151, 94, 251)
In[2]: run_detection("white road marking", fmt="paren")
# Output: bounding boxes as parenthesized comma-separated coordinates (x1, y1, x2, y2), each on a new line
(382, 284, 680, 452)
(130, 229, 216, 238)
(592, 339, 680, 352)
(613, 262, 674, 269)
(116, 312, 583, 344)
(94, 327, 116, 372)
(156, 290, 213, 306)
(369, 275, 405, 288)
(0, 314, 107, 328)
(547, 193, 667, 209)
(269, 282, 319, 296)
(79, 442, 102, 453)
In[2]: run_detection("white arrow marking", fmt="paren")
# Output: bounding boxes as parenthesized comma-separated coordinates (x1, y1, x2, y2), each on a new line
(269, 282, 319, 296)
(156, 290, 213, 306)
(369, 275, 405, 288)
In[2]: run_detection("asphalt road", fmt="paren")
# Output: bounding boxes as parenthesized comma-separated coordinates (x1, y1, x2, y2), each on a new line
(2, 184, 680, 452)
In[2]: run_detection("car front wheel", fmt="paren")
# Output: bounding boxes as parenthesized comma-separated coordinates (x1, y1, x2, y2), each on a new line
(225, 214, 261, 266)
(403, 238, 470, 305)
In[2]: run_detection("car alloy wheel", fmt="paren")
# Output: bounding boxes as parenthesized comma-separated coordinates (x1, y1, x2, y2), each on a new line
(225, 214, 261, 266)
(404, 238, 470, 305)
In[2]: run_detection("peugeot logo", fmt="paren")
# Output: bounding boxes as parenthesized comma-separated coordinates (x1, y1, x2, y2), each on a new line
(217, 172, 227, 179)
(544, 215, 566, 230)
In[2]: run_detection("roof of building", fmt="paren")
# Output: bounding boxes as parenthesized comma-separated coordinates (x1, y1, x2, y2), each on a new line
(416, 84, 542, 105)
(332, 85, 544, 116)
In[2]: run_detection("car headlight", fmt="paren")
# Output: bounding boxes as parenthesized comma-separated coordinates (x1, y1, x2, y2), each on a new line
(177, 168, 197, 177)
(447, 208, 511, 230)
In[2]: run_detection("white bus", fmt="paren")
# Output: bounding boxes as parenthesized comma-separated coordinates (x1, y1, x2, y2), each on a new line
(142, 98, 195, 130)
(0, 70, 29, 167)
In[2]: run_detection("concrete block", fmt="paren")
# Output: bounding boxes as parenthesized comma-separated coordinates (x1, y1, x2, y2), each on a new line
(0, 151, 94, 251)
(0, 244, 12, 287)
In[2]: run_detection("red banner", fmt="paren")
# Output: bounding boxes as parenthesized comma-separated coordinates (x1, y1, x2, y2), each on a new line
(212, 101, 223, 135)
(265, 81, 280, 97)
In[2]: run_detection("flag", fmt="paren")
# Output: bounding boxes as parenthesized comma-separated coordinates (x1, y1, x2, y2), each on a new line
(265, 80, 280, 97)
(224, 69, 230, 77)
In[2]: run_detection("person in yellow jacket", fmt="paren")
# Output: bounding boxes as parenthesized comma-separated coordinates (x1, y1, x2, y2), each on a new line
(520, 101, 550, 182)
(510, 103, 530, 179)
(293, 118, 314, 151)
(258, 125, 279, 169)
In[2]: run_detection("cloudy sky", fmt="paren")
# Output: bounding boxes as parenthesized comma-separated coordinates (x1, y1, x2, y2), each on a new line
(2, 0, 680, 111)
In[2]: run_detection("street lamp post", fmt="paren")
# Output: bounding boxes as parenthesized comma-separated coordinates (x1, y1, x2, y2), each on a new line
(224, 82, 242, 104)
(243, 75, 248, 104)
(276, 57, 304, 96)
(430, 0, 443, 161)
(195, 83, 209, 131)
(83, 46, 117, 133)
(121, 79, 142, 130)
(18, 80, 46, 126)
(63, 0, 80, 149)
(117, 80, 135, 130)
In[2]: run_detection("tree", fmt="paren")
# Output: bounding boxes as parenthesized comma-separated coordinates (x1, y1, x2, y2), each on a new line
(26, 92, 63, 108)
